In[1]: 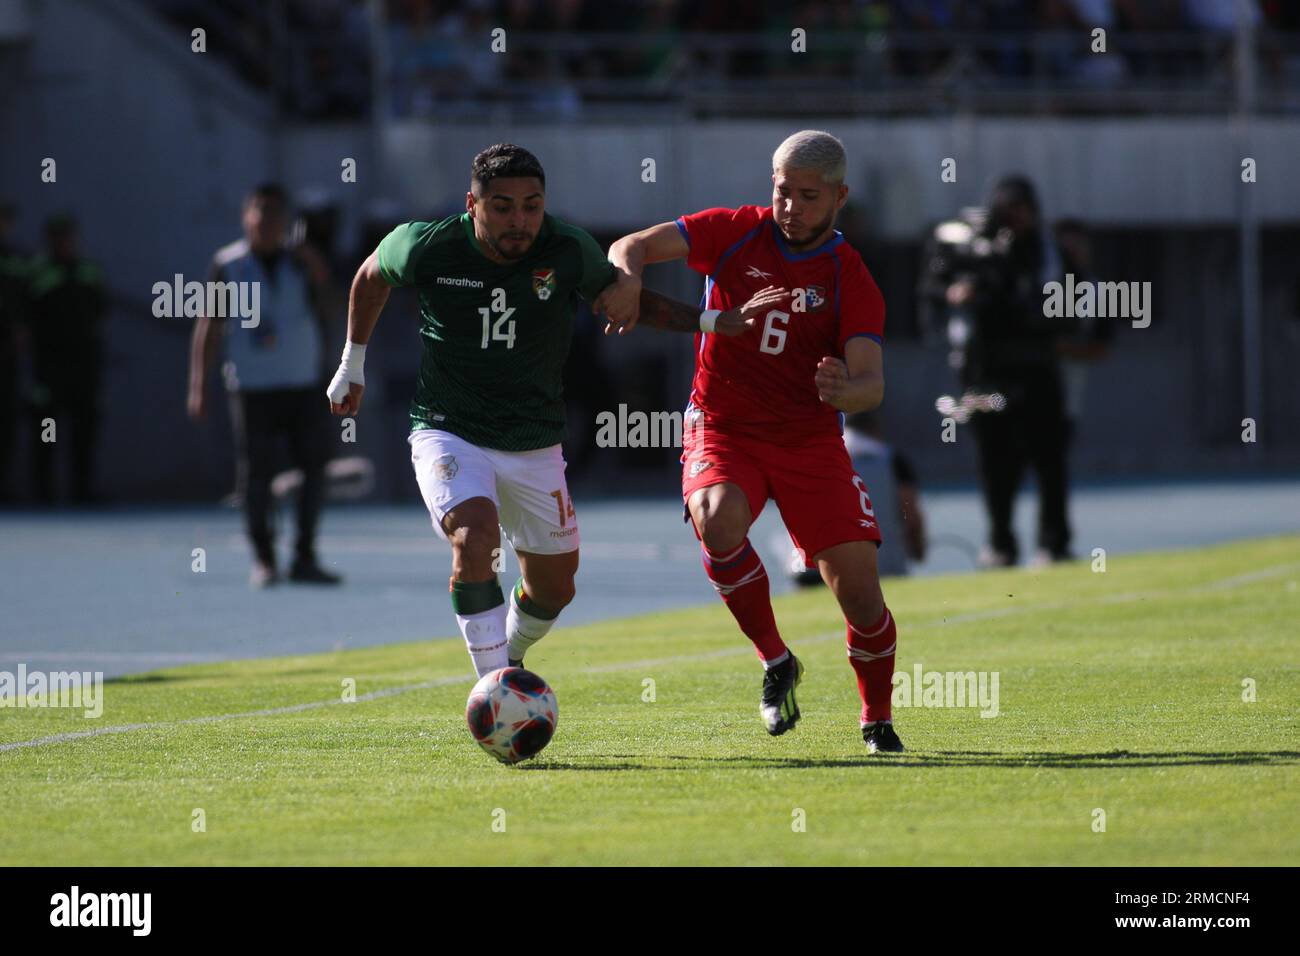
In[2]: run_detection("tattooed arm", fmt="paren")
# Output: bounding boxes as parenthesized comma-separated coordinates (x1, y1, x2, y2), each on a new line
(607, 285, 793, 337)
(635, 288, 710, 333)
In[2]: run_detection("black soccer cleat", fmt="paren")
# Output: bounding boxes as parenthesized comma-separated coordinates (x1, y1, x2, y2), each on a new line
(862, 721, 905, 754)
(760, 654, 804, 736)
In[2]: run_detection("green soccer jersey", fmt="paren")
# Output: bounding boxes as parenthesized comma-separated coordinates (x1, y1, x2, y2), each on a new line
(377, 213, 617, 451)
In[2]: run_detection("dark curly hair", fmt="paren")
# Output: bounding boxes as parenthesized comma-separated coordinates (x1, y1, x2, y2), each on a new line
(470, 144, 546, 196)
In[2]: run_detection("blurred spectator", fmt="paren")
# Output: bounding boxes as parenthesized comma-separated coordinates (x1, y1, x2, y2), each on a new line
(187, 184, 342, 588)
(26, 215, 107, 506)
(1053, 218, 1114, 446)
(791, 409, 926, 585)
(925, 176, 1075, 567)
(142, 0, 1298, 119)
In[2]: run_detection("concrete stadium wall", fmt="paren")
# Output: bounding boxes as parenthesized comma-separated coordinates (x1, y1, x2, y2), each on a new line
(377, 117, 1300, 237)
(0, 0, 280, 501)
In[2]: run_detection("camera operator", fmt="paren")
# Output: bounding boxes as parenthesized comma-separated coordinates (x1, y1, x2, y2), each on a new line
(922, 175, 1075, 568)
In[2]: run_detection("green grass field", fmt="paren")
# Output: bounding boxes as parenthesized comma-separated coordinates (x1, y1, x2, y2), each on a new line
(2, 534, 1297, 866)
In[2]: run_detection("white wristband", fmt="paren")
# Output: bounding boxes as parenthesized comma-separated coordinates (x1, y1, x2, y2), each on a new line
(700, 309, 721, 333)
(326, 341, 366, 404)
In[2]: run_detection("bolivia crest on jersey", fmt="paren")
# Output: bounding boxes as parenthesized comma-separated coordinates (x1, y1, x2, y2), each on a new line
(433, 454, 458, 481)
(532, 267, 556, 301)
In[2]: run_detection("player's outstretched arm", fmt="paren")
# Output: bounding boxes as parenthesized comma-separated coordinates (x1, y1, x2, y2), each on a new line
(600, 222, 690, 335)
(633, 285, 792, 336)
(327, 250, 391, 417)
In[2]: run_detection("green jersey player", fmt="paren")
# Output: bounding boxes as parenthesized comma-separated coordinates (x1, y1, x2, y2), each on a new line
(328, 143, 779, 680)
(326, 143, 617, 678)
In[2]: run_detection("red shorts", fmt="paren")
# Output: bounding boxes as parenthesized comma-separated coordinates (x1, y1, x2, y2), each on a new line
(681, 422, 882, 569)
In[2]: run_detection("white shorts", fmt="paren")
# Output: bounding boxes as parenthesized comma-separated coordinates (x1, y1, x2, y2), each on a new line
(408, 428, 580, 555)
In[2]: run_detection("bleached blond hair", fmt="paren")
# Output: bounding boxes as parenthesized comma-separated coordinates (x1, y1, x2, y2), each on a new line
(772, 130, 847, 185)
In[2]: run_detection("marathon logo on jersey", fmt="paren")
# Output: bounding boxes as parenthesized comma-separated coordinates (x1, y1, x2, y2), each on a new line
(433, 454, 458, 481)
(532, 268, 556, 301)
(436, 276, 485, 289)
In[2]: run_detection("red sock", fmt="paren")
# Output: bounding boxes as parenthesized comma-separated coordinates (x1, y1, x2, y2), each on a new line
(702, 540, 788, 663)
(847, 606, 896, 725)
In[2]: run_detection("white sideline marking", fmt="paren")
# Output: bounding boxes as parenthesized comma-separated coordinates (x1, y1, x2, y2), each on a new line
(1203, 561, 1300, 591)
(1, 651, 227, 664)
(2, 560, 1294, 754)
(0, 677, 465, 753)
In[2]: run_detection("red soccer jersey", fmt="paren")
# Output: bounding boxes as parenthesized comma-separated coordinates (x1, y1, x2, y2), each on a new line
(674, 204, 885, 445)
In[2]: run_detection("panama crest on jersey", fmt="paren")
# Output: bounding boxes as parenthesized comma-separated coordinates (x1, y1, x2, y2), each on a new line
(803, 284, 827, 311)
(532, 267, 556, 301)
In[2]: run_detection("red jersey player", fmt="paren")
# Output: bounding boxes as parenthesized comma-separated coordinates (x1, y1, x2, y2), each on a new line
(597, 130, 903, 754)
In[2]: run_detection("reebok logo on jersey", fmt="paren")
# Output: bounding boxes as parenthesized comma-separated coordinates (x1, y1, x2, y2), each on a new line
(745, 265, 774, 280)
(436, 276, 485, 288)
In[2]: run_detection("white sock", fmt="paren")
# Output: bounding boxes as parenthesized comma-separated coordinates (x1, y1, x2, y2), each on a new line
(457, 604, 509, 678)
(761, 650, 791, 670)
(507, 587, 558, 662)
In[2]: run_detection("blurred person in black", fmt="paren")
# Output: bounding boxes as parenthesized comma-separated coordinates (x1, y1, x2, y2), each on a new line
(187, 183, 342, 589)
(0, 201, 30, 505)
(1053, 218, 1113, 447)
(26, 214, 107, 507)
(923, 175, 1075, 568)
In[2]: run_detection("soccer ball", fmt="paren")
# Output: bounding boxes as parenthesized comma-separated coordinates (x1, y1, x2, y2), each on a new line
(465, 667, 558, 764)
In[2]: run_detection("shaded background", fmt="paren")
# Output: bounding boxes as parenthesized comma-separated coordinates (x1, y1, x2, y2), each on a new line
(0, 0, 1297, 507)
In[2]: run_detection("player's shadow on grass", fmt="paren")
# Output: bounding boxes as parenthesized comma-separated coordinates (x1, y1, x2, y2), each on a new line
(105, 673, 223, 685)
(521, 751, 1300, 771)
(910, 750, 1300, 769)
(106, 665, 339, 685)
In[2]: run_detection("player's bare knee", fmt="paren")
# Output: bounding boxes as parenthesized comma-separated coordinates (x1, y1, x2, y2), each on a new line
(835, 582, 884, 627)
(529, 576, 576, 612)
(446, 522, 500, 578)
(692, 490, 749, 553)
(697, 514, 746, 553)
